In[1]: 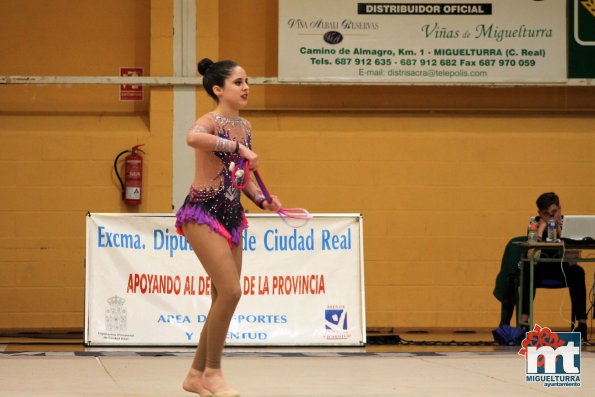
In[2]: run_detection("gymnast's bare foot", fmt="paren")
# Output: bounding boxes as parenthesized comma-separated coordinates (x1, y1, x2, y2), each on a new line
(182, 368, 211, 395)
(203, 368, 239, 396)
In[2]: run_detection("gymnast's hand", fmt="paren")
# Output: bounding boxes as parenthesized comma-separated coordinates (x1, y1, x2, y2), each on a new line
(239, 144, 259, 170)
(263, 195, 282, 212)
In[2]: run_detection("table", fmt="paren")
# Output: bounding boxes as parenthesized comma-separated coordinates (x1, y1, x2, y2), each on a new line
(514, 241, 595, 328)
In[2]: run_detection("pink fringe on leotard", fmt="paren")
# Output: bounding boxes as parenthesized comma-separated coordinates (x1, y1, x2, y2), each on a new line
(175, 204, 248, 249)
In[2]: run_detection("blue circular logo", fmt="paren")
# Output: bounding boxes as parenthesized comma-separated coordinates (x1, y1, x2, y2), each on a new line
(323, 31, 343, 45)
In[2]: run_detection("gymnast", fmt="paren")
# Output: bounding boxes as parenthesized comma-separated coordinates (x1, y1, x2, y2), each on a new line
(176, 58, 282, 397)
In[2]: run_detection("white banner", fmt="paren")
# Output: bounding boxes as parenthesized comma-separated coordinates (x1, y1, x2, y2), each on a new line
(85, 213, 365, 346)
(279, 0, 566, 83)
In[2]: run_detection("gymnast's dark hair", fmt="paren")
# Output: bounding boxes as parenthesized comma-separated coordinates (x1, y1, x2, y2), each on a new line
(197, 58, 239, 102)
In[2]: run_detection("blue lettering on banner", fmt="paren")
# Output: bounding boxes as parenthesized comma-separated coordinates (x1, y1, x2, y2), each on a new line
(153, 228, 193, 257)
(233, 314, 288, 324)
(263, 228, 315, 251)
(97, 226, 145, 249)
(197, 314, 288, 324)
(157, 314, 191, 324)
(229, 227, 357, 252)
(242, 229, 257, 251)
(227, 332, 268, 340)
(321, 228, 351, 250)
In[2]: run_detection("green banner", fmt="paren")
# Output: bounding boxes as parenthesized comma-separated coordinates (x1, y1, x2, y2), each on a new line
(568, 0, 595, 78)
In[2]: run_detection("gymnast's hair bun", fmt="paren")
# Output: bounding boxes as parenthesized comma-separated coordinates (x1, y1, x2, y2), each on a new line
(197, 58, 214, 75)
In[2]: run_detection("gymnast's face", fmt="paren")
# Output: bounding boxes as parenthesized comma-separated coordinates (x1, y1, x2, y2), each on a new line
(214, 66, 249, 109)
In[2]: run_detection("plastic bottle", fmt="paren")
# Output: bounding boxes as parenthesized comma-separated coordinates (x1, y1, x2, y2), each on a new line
(546, 217, 557, 242)
(527, 220, 538, 243)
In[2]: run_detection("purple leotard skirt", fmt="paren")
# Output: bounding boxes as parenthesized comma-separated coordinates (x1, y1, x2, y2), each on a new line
(175, 184, 247, 249)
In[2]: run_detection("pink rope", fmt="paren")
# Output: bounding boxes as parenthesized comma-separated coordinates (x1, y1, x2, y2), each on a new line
(232, 160, 312, 228)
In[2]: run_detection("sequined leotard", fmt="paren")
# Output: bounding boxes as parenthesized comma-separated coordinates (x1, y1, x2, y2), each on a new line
(175, 113, 252, 248)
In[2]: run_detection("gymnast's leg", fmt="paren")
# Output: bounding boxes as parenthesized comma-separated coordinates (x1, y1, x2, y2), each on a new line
(182, 281, 217, 394)
(202, 233, 243, 393)
(182, 222, 242, 395)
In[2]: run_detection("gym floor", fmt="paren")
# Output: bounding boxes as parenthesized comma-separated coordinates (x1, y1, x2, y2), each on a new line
(1, 329, 592, 396)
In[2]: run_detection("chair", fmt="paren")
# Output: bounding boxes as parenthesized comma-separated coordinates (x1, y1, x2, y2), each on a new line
(518, 248, 575, 328)
(493, 236, 572, 328)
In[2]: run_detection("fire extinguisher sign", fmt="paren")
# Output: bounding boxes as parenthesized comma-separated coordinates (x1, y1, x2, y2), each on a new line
(120, 67, 144, 101)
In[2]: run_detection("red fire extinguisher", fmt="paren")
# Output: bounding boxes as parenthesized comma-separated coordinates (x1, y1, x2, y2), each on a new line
(114, 144, 145, 205)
